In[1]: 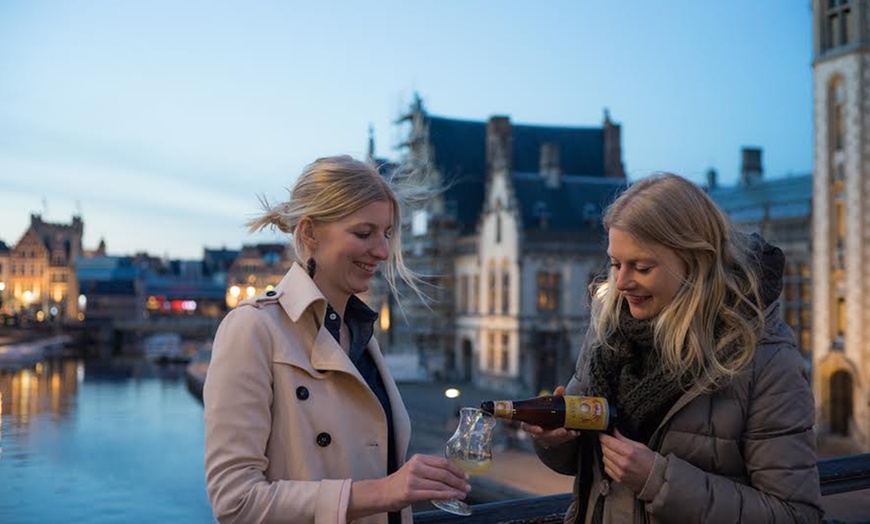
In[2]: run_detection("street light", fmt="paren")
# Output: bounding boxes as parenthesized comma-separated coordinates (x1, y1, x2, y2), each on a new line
(444, 387, 462, 424)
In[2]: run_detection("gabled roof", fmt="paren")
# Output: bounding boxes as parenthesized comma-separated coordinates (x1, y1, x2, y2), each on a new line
(425, 116, 609, 235)
(513, 173, 626, 239)
(708, 174, 812, 223)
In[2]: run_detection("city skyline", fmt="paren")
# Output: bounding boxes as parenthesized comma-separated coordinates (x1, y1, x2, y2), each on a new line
(0, 0, 813, 259)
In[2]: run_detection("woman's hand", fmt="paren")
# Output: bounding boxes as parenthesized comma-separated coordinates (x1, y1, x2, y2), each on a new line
(519, 386, 581, 448)
(599, 429, 656, 493)
(350, 453, 470, 516)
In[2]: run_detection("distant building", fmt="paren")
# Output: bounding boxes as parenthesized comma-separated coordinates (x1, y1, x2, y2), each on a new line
(374, 95, 627, 394)
(707, 148, 813, 361)
(810, 0, 870, 451)
(0, 240, 9, 311)
(203, 247, 240, 282)
(143, 271, 227, 318)
(5, 214, 84, 322)
(77, 256, 145, 322)
(225, 243, 294, 308)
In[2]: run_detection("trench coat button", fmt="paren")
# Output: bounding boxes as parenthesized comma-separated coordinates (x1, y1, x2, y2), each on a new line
(265, 290, 277, 297)
(328, 312, 337, 320)
(316, 432, 332, 447)
(295, 386, 309, 400)
(599, 479, 610, 496)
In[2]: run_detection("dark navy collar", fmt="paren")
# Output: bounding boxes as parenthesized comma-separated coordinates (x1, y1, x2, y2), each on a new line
(324, 296, 378, 364)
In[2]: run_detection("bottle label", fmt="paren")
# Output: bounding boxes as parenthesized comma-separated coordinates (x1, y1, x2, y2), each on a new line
(564, 396, 609, 431)
(493, 400, 514, 419)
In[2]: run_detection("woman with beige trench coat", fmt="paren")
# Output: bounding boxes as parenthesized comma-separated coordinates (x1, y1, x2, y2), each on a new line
(204, 156, 470, 524)
(524, 174, 823, 523)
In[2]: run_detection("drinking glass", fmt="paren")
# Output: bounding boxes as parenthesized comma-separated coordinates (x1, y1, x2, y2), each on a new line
(431, 407, 496, 516)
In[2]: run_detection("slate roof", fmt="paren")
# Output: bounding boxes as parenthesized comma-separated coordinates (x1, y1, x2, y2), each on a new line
(427, 117, 487, 235)
(425, 116, 609, 235)
(513, 173, 627, 240)
(707, 174, 812, 223)
(76, 256, 141, 281)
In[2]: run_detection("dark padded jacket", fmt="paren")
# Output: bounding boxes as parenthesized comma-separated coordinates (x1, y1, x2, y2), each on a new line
(536, 236, 823, 523)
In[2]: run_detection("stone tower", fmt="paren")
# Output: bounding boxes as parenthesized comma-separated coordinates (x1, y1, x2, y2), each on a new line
(811, 0, 870, 451)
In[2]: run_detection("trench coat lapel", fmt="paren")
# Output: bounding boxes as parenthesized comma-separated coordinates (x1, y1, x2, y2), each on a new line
(273, 262, 411, 463)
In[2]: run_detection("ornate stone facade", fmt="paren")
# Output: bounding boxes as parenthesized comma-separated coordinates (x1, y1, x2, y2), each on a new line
(811, 0, 870, 451)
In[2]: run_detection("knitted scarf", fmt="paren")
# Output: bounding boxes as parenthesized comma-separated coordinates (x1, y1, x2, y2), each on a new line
(586, 312, 685, 445)
(584, 312, 685, 524)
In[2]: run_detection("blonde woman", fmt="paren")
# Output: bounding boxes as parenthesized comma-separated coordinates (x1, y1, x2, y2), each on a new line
(525, 173, 823, 523)
(204, 155, 469, 524)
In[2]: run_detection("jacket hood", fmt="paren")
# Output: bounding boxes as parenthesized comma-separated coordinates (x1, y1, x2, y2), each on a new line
(743, 232, 785, 308)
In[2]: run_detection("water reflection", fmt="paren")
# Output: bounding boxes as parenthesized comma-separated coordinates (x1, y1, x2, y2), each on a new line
(0, 359, 81, 427)
(0, 357, 213, 523)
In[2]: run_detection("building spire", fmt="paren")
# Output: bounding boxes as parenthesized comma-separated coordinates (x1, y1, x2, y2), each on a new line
(367, 124, 376, 161)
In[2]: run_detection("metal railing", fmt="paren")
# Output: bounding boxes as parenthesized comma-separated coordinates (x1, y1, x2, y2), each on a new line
(415, 453, 870, 523)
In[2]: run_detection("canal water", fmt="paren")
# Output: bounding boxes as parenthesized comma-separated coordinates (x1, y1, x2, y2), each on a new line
(0, 358, 214, 523)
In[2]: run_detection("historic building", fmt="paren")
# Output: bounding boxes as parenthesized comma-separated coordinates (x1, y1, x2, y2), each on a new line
(5, 214, 84, 322)
(224, 243, 294, 309)
(378, 95, 627, 394)
(811, 0, 870, 451)
(0, 240, 9, 312)
(707, 148, 813, 361)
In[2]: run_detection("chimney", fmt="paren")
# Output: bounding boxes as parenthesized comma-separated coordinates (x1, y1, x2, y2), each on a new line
(486, 116, 513, 173)
(540, 142, 562, 188)
(740, 147, 763, 187)
(603, 109, 626, 179)
(706, 168, 718, 190)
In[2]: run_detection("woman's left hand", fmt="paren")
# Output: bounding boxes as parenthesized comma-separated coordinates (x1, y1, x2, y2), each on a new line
(599, 429, 656, 493)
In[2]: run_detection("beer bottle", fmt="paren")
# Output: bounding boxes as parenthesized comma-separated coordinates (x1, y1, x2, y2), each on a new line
(480, 395, 616, 432)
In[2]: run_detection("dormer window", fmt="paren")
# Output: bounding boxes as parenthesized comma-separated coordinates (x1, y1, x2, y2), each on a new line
(823, 0, 852, 51)
(533, 201, 551, 229)
(582, 203, 598, 222)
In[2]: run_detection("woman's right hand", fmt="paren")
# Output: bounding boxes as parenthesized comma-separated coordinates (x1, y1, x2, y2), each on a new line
(519, 386, 581, 448)
(349, 454, 470, 518)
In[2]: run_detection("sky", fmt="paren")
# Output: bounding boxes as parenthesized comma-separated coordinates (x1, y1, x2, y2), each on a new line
(0, 0, 814, 259)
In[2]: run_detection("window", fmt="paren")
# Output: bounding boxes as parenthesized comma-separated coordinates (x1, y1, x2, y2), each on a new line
(537, 272, 561, 312)
(488, 265, 497, 314)
(458, 275, 468, 313)
(501, 265, 510, 314)
(837, 297, 847, 335)
(500, 333, 510, 373)
(472, 275, 480, 312)
(487, 331, 496, 371)
(800, 329, 811, 356)
(496, 214, 502, 244)
(412, 210, 428, 236)
(824, 0, 852, 51)
(830, 79, 845, 151)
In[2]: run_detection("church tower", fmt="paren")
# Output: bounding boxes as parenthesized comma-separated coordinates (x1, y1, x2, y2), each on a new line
(812, 0, 870, 452)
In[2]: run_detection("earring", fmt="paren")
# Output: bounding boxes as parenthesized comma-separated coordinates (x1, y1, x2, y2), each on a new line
(307, 257, 317, 278)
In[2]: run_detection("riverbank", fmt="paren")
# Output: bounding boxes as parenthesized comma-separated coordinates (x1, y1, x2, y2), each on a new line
(0, 331, 73, 370)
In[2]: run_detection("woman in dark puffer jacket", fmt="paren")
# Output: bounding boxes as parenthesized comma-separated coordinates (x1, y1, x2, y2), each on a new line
(526, 173, 823, 523)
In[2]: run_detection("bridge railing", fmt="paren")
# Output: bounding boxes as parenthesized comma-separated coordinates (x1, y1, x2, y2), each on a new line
(415, 453, 870, 523)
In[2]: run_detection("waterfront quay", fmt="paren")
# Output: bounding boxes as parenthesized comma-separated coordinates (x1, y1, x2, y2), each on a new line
(2, 331, 870, 522)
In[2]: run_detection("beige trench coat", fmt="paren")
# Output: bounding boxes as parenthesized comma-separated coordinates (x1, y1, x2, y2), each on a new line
(204, 263, 412, 524)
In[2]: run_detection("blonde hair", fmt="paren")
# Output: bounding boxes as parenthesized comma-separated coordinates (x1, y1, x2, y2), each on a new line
(592, 173, 765, 390)
(246, 155, 428, 305)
